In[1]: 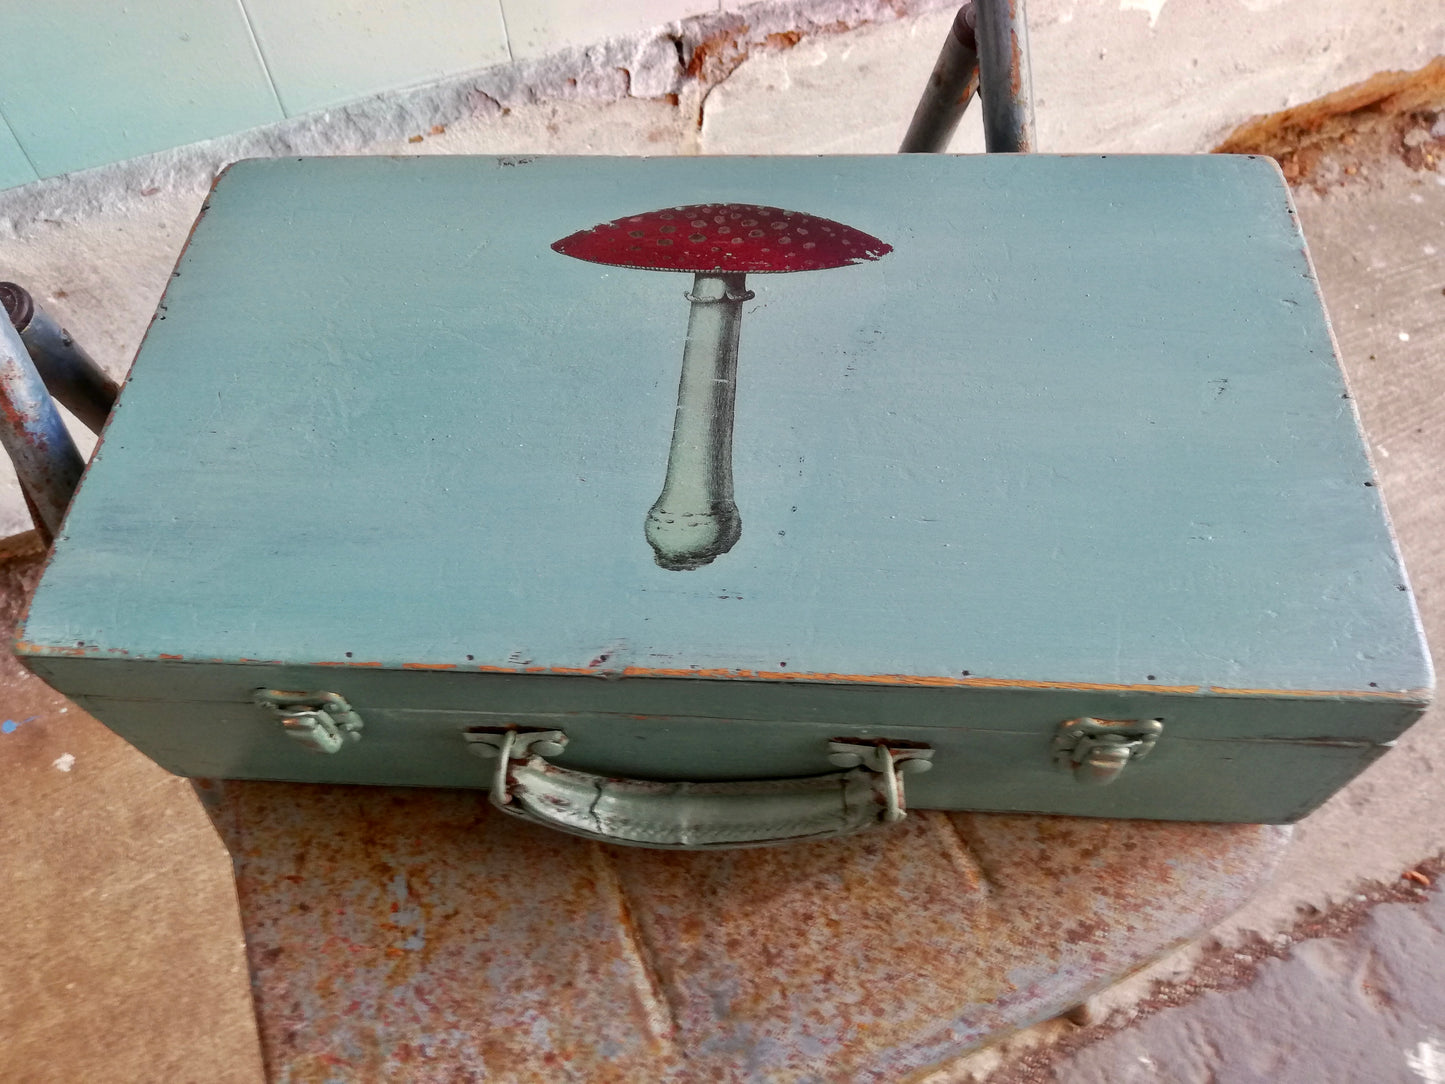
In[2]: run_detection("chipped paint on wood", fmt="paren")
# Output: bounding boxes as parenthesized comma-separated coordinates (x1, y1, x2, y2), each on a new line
(11, 638, 1430, 703)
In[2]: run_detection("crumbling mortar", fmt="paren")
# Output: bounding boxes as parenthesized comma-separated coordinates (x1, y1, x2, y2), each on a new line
(0, 0, 952, 232)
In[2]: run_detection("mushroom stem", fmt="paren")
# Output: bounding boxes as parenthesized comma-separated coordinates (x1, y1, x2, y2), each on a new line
(645, 271, 752, 570)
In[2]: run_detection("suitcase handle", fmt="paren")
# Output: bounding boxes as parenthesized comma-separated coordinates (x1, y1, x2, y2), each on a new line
(467, 731, 934, 850)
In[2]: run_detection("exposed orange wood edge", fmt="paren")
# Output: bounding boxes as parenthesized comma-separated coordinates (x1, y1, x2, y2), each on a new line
(0, 529, 46, 562)
(14, 640, 1428, 701)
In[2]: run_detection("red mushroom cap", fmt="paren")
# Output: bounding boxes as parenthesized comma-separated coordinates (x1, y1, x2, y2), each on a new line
(551, 203, 892, 274)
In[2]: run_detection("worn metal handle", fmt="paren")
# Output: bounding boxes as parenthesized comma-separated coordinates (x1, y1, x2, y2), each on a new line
(468, 732, 933, 850)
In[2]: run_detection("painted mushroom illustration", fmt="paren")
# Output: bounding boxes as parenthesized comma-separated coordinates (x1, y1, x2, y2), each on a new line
(552, 204, 891, 570)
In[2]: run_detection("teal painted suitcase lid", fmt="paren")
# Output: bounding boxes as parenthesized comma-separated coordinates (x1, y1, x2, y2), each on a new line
(17, 154, 1433, 708)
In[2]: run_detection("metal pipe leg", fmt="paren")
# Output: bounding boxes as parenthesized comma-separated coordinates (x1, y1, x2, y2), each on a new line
(974, 0, 1036, 153)
(1, 281, 118, 434)
(0, 305, 85, 540)
(899, 5, 980, 154)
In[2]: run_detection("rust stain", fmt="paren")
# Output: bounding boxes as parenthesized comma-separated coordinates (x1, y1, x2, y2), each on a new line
(217, 784, 682, 1080)
(213, 776, 1286, 1082)
(684, 22, 752, 83)
(14, 639, 87, 656)
(11, 171, 230, 642)
(683, 18, 852, 87)
(399, 662, 457, 671)
(764, 30, 803, 50)
(1214, 56, 1445, 186)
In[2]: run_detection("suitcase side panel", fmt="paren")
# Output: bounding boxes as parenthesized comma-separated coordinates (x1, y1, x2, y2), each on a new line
(28, 656, 1425, 742)
(68, 688, 1399, 824)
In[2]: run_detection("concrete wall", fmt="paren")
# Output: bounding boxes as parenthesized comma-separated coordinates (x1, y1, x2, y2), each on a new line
(0, 0, 1440, 539)
(0, 0, 720, 189)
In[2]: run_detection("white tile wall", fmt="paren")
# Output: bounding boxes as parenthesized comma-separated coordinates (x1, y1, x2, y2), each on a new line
(500, 0, 716, 60)
(243, 0, 512, 116)
(0, 0, 284, 178)
(0, 0, 721, 187)
(0, 117, 36, 190)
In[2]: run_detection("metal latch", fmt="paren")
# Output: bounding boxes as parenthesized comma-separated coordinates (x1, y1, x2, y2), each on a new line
(256, 690, 364, 754)
(464, 728, 571, 810)
(464, 728, 569, 760)
(1052, 717, 1162, 785)
(825, 740, 934, 774)
(826, 740, 934, 823)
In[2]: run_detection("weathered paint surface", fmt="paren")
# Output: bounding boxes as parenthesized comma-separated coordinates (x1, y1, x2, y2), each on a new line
(21, 650, 1429, 824)
(899, 4, 981, 153)
(21, 154, 1428, 692)
(199, 778, 1289, 1081)
(16, 645, 1432, 700)
(14, 154, 1433, 822)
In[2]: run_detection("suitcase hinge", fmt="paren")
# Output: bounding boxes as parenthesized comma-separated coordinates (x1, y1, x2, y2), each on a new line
(1052, 717, 1162, 785)
(256, 690, 364, 754)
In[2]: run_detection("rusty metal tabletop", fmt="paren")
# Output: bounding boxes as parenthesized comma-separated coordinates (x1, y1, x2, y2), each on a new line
(196, 780, 1289, 1082)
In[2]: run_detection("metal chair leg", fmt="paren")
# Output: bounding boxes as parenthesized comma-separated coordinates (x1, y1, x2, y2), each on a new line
(0, 299, 85, 541)
(974, 0, 1036, 153)
(899, 5, 980, 153)
(2, 281, 118, 434)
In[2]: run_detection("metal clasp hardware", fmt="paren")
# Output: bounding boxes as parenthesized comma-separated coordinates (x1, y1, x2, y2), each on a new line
(256, 690, 364, 754)
(464, 728, 569, 760)
(1052, 717, 1162, 785)
(464, 729, 571, 807)
(827, 740, 935, 823)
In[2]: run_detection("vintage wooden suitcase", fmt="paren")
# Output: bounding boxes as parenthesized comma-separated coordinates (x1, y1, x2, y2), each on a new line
(15, 154, 1433, 847)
